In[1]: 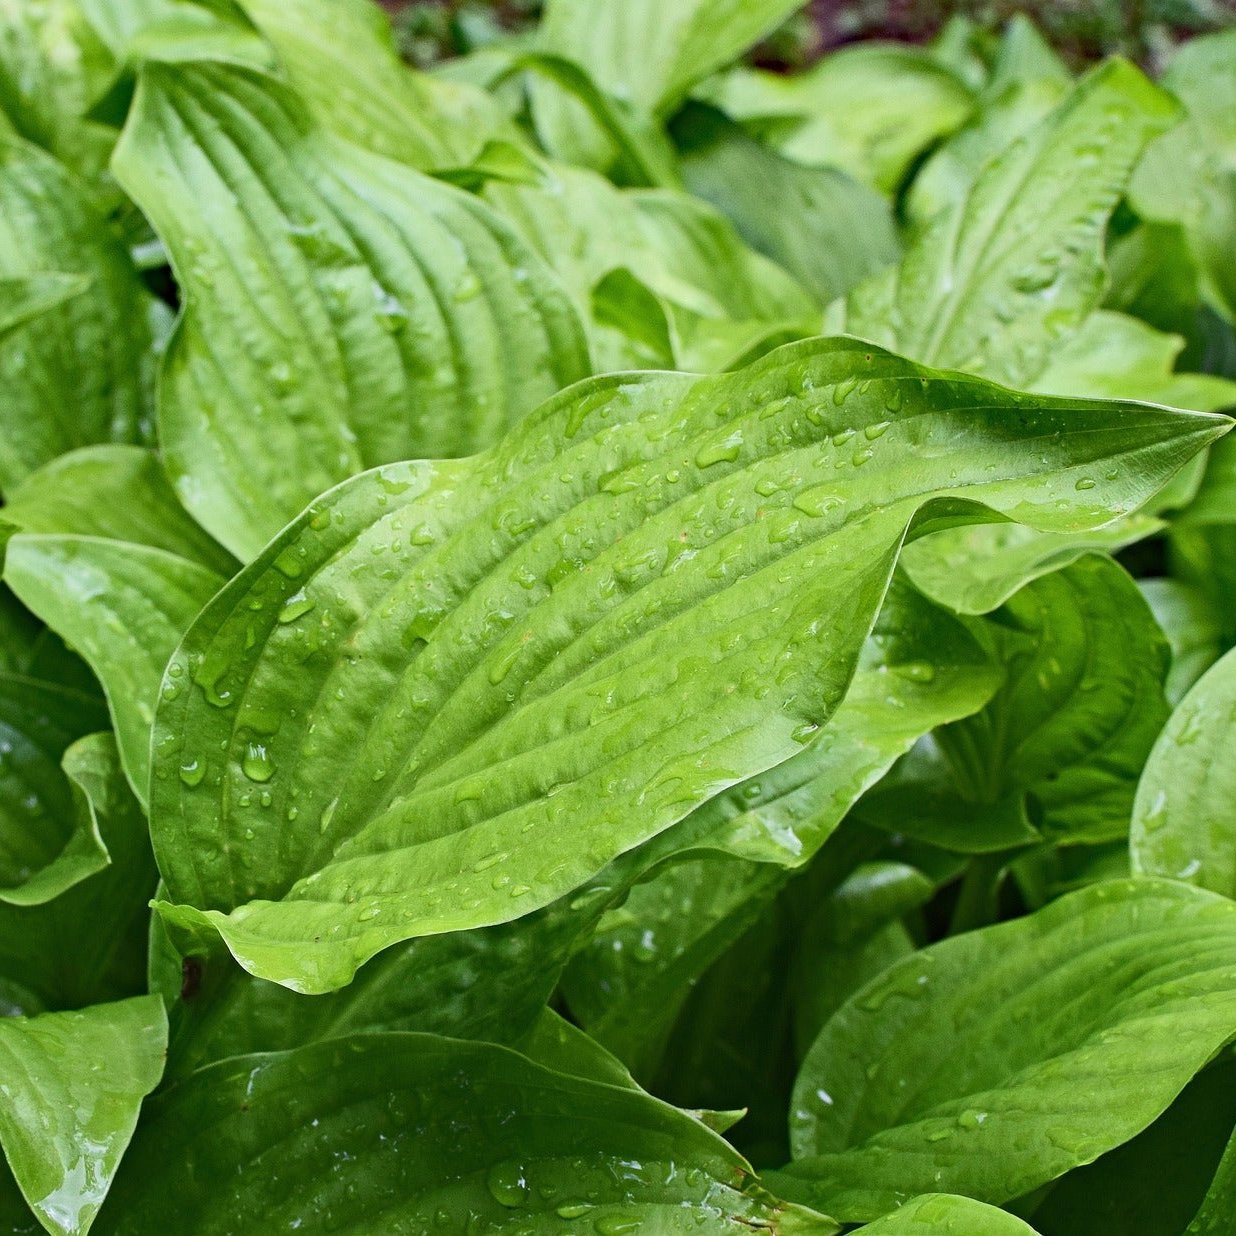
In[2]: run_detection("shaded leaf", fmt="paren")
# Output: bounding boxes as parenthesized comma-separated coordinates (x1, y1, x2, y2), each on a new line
(0, 733, 157, 1013)
(779, 879, 1236, 1222)
(96, 1032, 836, 1234)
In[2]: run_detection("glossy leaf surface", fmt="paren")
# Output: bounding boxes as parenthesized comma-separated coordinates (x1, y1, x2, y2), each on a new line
(146, 338, 1224, 992)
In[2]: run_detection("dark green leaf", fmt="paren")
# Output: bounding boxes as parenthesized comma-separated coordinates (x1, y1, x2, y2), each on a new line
(779, 879, 1236, 1222)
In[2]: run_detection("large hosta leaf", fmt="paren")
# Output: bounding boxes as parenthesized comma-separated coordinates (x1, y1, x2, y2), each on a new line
(1131, 646, 1236, 895)
(112, 59, 589, 559)
(777, 879, 1236, 1222)
(859, 1194, 1041, 1234)
(4, 447, 233, 801)
(95, 1032, 835, 1234)
(0, 995, 166, 1236)
(0, 137, 155, 492)
(146, 338, 1225, 993)
(0, 733, 157, 1014)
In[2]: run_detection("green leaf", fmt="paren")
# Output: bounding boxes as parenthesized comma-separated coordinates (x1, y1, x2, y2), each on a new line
(835, 58, 1177, 390)
(1139, 578, 1223, 705)
(235, 0, 508, 168)
(0, 671, 109, 905)
(674, 103, 900, 306)
(0, 137, 156, 492)
(0, 732, 157, 1013)
(483, 157, 817, 372)
(143, 339, 1225, 993)
(560, 580, 998, 1072)
(1130, 30, 1236, 319)
(111, 59, 589, 559)
(4, 446, 233, 801)
(857, 1194, 1041, 1234)
(0, 995, 167, 1236)
(1169, 523, 1236, 647)
(1188, 1119, 1236, 1234)
(697, 46, 975, 194)
(0, 0, 117, 181)
(527, 0, 805, 172)
(932, 556, 1170, 843)
(0, 274, 89, 338)
(1027, 1059, 1236, 1236)
(778, 879, 1236, 1222)
(906, 16, 1072, 226)
(95, 1032, 836, 1234)
(1130, 646, 1236, 895)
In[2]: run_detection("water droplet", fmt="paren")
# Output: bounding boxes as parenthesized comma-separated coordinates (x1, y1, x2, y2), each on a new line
(486, 1161, 529, 1208)
(694, 431, 743, 469)
(179, 759, 206, 787)
(242, 743, 274, 783)
(957, 1109, 987, 1131)
(1075, 477, 1097, 491)
(278, 591, 315, 624)
(864, 420, 891, 440)
(556, 1203, 592, 1220)
(472, 851, 508, 873)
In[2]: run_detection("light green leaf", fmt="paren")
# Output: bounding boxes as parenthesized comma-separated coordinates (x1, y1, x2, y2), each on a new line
(1130, 30, 1236, 319)
(483, 158, 816, 372)
(2, 446, 235, 573)
(558, 580, 999, 1073)
(95, 1032, 836, 1234)
(0, 733, 157, 1013)
(0, 995, 167, 1236)
(4, 446, 233, 801)
(1131, 646, 1236, 895)
(111, 59, 589, 559)
(697, 46, 975, 194)
(907, 15, 1072, 226)
(835, 58, 1177, 390)
(145, 338, 1225, 993)
(528, 0, 804, 174)
(674, 103, 899, 306)
(0, 137, 156, 492)
(1139, 578, 1223, 705)
(858, 1193, 1041, 1234)
(1033, 310, 1236, 413)
(1182, 433, 1236, 526)
(0, 0, 116, 181)
(779, 879, 1236, 1222)
(236, 0, 508, 168)
(0, 673, 109, 905)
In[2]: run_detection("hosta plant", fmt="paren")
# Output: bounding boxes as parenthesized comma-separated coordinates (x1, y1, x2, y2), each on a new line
(1, 1, 1235, 1233)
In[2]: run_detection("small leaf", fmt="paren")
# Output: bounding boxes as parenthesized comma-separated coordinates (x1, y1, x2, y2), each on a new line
(779, 879, 1236, 1222)
(95, 1032, 837, 1234)
(0, 733, 156, 1013)
(0, 995, 167, 1236)
(1131, 646, 1236, 896)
